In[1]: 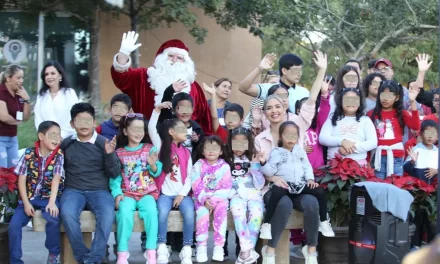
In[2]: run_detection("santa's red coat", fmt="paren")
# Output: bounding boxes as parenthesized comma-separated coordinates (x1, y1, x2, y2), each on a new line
(111, 66, 212, 135)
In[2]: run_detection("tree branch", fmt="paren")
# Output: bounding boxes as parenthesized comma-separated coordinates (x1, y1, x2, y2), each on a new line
(404, 0, 417, 20)
(353, 40, 367, 59)
(419, 24, 438, 29)
(326, 11, 356, 53)
(304, 32, 316, 51)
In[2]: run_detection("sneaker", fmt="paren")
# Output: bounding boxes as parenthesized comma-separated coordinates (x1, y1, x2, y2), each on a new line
(116, 252, 130, 264)
(261, 245, 275, 264)
(290, 244, 304, 259)
(196, 245, 208, 263)
(157, 243, 170, 264)
(318, 220, 335, 237)
(259, 223, 272, 240)
(144, 249, 157, 264)
(47, 254, 60, 264)
(212, 246, 224, 262)
(302, 246, 318, 264)
(236, 249, 260, 264)
(179, 246, 193, 264)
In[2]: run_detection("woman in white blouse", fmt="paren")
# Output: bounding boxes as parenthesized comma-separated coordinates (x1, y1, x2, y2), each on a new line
(34, 61, 78, 138)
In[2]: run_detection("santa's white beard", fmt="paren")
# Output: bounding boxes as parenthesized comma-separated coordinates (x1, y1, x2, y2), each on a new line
(147, 53, 196, 105)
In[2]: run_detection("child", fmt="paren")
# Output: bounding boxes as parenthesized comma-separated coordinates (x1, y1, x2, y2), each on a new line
(404, 120, 438, 183)
(192, 136, 232, 263)
(320, 88, 377, 165)
(110, 113, 162, 264)
(368, 80, 420, 179)
(228, 127, 265, 263)
(9, 121, 64, 264)
(149, 103, 195, 264)
(260, 121, 334, 240)
(96, 93, 132, 140)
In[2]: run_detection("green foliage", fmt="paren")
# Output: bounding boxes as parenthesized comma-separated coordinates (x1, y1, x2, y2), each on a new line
(18, 115, 37, 149)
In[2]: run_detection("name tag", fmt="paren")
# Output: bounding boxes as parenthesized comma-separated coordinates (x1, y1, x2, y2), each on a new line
(16, 111, 23, 121)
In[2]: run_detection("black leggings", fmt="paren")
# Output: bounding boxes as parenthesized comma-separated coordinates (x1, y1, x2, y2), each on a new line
(264, 185, 328, 223)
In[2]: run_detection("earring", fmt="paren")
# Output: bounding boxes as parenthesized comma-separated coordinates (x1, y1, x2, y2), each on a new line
(59, 78, 62, 82)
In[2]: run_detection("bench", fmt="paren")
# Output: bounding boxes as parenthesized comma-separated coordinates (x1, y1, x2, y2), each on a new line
(33, 210, 304, 264)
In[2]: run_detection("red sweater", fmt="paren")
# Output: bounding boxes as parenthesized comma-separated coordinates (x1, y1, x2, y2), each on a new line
(423, 114, 439, 123)
(368, 109, 420, 157)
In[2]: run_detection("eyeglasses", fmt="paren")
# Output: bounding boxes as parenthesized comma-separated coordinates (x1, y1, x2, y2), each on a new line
(375, 67, 391, 73)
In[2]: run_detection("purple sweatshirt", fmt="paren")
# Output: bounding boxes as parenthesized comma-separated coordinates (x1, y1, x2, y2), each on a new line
(305, 95, 330, 169)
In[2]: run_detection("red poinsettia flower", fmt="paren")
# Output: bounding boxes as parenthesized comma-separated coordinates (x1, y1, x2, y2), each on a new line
(0, 167, 18, 193)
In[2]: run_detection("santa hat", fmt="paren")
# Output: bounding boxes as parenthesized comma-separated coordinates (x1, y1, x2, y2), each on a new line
(156, 39, 189, 57)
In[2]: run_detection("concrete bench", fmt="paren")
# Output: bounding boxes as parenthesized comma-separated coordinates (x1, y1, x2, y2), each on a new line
(33, 210, 304, 264)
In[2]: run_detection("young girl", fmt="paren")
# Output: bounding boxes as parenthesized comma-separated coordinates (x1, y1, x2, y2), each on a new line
(228, 127, 265, 263)
(260, 121, 334, 240)
(329, 65, 361, 115)
(110, 114, 163, 264)
(368, 80, 420, 179)
(320, 88, 377, 165)
(148, 104, 195, 264)
(191, 136, 232, 263)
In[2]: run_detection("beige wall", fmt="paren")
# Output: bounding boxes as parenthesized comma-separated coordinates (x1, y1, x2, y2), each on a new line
(99, 9, 262, 113)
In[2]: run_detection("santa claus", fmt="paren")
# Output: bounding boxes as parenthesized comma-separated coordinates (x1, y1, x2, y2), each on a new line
(111, 31, 212, 134)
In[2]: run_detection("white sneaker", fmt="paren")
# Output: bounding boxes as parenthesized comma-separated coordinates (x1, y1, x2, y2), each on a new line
(290, 244, 304, 259)
(196, 245, 208, 263)
(179, 246, 193, 264)
(261, 245, 275, 264)
(157, 243, 170, 264)
(212, 246, 224, 262)
(318, 220, 335, 237)
(302, 246, 318, 264)
(236, 249, 260, 264)
(259, 223, 272, 240)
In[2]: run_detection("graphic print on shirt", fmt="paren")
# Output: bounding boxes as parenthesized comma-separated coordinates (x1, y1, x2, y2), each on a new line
(203, 172, 218, 190)
(340, 122, 359, 135)
(232, 162, 249, 179)
(305, 130, 318, 146)
(375, 119, 395, 140)
(182, 127, 193, 152)
(122, 156, 155, 192)
(169, 154, 179, 182)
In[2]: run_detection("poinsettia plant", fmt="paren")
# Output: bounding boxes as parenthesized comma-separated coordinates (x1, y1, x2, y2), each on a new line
(0, 167, 18, 222)
(315, 155, 377, 227)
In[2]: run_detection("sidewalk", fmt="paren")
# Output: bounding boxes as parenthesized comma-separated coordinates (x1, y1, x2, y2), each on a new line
(22, 227, 305, 263)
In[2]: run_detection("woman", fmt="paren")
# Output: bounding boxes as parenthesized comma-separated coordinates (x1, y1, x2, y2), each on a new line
(207, 77, 232, 128)
(0, 64, 31, 168)
(34, 61, 78, 139)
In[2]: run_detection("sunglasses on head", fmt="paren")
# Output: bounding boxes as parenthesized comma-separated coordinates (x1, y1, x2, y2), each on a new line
(124, 113, 144, 124)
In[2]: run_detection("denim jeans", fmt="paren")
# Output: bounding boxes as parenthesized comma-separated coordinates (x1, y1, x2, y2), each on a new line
(375, 156, 404, 180)
(0, 136, 19, 168)
(8, 196, 60, 264)
(60, 188, 115, 263)
(157, 194, 194, 246)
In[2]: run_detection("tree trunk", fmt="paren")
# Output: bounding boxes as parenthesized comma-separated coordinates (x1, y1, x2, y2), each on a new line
(129, 0, 139, 68)
(88, 8, 101, 108)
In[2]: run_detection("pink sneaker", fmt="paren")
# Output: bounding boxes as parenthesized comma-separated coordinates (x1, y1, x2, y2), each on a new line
(116, 252, 130, 264)
(144, 249, 157, 264)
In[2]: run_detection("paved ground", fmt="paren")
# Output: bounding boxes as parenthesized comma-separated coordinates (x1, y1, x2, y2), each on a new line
(22, 227, 305, 264)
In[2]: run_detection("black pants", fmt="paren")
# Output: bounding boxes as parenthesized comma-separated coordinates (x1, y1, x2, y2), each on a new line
(411, 209, 435, 247)
(264, 185, 327, 223)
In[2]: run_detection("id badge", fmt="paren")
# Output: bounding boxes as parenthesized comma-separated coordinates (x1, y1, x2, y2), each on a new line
(16, 111, 23, 121)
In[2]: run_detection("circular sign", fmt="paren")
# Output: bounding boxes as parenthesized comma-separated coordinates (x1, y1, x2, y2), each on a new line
(3, 40, 27, 63)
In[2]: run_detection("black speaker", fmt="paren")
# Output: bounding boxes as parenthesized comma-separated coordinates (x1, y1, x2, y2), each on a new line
(348, 185, 411, 264)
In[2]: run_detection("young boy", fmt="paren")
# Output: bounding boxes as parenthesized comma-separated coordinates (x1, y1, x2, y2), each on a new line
(96, 93, 132, 140)
(9, 121, 64, 264)
(404, 120, 439, 183)
(60, 103, 120, 264)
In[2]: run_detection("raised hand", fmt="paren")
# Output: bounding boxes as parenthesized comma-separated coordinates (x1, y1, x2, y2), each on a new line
(313, 50, 328, 70)
(321, 76, 332, 95)
(408, 83, 420, 102)
(105, 136, 117, 154)
(256, 151, 266, 164)
(416, 53, 432, 72)
(407, 147, 419, 163)
(202, 83, 216, 96)
(259, 53, 277, 71)
(155, 101, 172, 111)
(119, 31, 142, 55)
(172, 79, 188, 92)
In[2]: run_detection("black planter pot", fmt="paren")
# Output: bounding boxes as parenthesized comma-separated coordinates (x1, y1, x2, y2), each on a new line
(317, 226, 349, 264)
(0, 223, 10, 263)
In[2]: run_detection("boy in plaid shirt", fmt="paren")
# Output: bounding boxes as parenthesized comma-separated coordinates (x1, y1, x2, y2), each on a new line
(8, 121, 64, 264)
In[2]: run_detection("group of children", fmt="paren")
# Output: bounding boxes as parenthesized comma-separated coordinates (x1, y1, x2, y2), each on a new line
(8, 51, 439, 264)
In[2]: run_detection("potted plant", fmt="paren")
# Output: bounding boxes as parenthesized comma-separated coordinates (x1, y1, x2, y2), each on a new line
(314, 155, 377, 264)
(0, 167, 18, 262)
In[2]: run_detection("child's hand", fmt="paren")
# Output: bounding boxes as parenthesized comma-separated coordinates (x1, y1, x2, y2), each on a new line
(155, 102, 172, 112)
(307, 180, 319, 189)
(173, 195, 184, 208)
(313, 50, 328, 70)
(202, 83, 216, 96)
(253, 151, 266, 164)
(407, 147, 419, 163)
(105, 136, 117, 154)
(408, 83, 420, 103)
(321, 76, 332, 96)
(191, 131, 199, 142)
(147, 151, 158, 167)
(24, 201, 35, 217)
(304, 143, 313, 154)
(341, 139, 356, 154)
(338, 147, 348, 156)
(204, 199, 214, 210)
(173, 79, 188, 92)
(45, 202, 59, 217)
(425, 168, 438, 179)
(416, 53, 432, 72)
(115, 195, 124, 210)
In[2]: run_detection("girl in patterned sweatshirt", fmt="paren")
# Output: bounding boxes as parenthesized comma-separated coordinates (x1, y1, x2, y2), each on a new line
(110, 114, 163, 264)
(228, 127, 265, 263)
(191, 136, 232, 263)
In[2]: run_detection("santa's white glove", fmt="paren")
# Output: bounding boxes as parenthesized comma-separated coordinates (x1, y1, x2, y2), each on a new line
(237, 183, 248, 200)
(119, 31, 142, 56)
